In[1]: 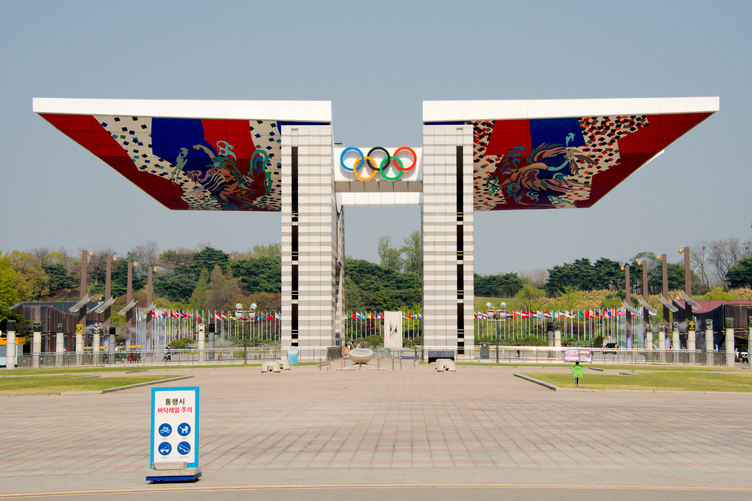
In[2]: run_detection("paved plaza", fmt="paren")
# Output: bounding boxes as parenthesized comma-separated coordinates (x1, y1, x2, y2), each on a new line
(1, 363, 751, 499)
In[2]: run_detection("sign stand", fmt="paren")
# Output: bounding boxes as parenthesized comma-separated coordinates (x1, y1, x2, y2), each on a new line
(146, 386, 201, 483)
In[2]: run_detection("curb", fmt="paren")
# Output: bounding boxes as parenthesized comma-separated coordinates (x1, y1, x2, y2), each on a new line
(513, 373, 558, 390)
(101, 375, 194, 393)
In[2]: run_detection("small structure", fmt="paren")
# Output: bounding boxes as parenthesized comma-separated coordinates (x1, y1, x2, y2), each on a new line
(348, 348, 374, 364)
(261, 361, 281, 373)
(435, 359, 456, 372)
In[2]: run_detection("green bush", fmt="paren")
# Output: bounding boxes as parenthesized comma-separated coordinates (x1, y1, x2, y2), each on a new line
(168, 338, 194, 349)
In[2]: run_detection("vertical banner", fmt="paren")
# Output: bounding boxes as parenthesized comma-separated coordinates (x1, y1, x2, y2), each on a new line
(151, 387, 200, 468)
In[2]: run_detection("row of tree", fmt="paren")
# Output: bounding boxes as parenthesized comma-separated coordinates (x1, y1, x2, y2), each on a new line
(3, 236, 751, 320)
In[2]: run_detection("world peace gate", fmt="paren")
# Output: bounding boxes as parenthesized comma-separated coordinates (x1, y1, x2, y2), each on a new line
(34, 97, 718, 360)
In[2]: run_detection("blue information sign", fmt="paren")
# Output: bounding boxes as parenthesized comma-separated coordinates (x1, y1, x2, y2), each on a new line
(150, 387, 199, 468)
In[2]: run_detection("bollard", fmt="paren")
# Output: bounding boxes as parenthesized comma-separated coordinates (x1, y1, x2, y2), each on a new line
(197, 323, 205, 364)
(687, 321, 696, 364)
(92, 324, 101, 366)
(672, 322, 680, 361)
(5, 320, 16, 370)
(54, 322, 64, 367)
(108, 327, 116, 366)
(32, 322, 42, 368)
(705, 319, 714, 366)
(725, 318, 735, 367)
(658, 326, 666, 363)
(553, 329, 562, 360)
(75, 324, 84, 366)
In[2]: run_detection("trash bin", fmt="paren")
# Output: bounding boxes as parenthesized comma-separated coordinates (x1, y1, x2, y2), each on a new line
(479, 342, 490, 361)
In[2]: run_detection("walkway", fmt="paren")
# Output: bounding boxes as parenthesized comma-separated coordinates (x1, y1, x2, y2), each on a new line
(1, 364, 750, 499)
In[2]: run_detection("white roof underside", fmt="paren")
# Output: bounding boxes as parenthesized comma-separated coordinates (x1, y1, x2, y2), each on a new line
(423, 97, 719, 122)
(33, 98, 332, 122)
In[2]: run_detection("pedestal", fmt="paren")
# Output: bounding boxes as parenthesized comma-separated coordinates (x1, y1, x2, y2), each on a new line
(5, 331, 15, 370)
(76, 333, 83, 366)
(93, 334, 100, 366)
(55, 332, 64, 367)
(32, 331, 41, 369)
(726, 327, 735, 367)
(705, 328, 714, 366)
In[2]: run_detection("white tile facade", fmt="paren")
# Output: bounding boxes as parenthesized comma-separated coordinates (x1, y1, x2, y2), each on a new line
(421, 125, 474, 359)
(280, 125, 343, 358)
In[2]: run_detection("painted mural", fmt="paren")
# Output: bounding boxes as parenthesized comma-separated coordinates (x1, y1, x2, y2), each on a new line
(467, 113, 712, 211)
(99, 116, 283, 211)
(39, 114, 325, 212)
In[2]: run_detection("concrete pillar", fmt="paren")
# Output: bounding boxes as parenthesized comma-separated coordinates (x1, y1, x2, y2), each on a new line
(75, 326, 83, 366)
(208, 323, 215, 361)
(55, 323, 64, 367)
(420, 124, 474, 360)
(659, 327, 666, 363)
(645, 329, 652, 360)
(197, 323, 205, 363)
(108, 327, 116, 366)
(92, 326, 101, 366)
(725, 318, 735, 367)
(32, 323, 42, 369)
(554, 329, 561, 359)
(688, 327, 696, 364)
(5, 320, 16, 370)
(705, 319, 714, 366)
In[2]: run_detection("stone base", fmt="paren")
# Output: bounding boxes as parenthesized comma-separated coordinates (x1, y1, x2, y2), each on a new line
(146, 463, 201, 482)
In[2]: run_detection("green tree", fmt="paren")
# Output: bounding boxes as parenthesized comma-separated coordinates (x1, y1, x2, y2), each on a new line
(188, 268, 211, 309)
(8, 251, 50, 301)
(42, 263, 75, 294)
(205, 265, 242, 311)
(230, 256, 281, 293)
(726, 258, 752, 288)
(110, 260, 145, 296)
(401, 231, 422, 274)
(193, 247, 230, 274)
(159, 248, 195, 268)
(154, 265, 198, 303)
(377, 236, 403, 272)
(0, 253, 20, 308)
(514, 284, 545, 312)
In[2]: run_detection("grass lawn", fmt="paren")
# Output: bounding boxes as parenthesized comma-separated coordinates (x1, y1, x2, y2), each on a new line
(0, 375, 180, 395)
(0, 364, 264, 376)
(590, 364, 748, 372)
(525, 371, 752, 392)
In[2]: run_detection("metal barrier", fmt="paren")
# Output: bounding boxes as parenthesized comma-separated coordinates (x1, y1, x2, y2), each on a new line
(11, 347, 734, 368)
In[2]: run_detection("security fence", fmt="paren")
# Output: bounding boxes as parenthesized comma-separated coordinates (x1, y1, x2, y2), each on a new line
(8, 346, 737, 368)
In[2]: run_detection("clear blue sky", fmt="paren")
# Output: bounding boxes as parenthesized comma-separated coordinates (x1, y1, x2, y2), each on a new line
(1, 0, 749, 275)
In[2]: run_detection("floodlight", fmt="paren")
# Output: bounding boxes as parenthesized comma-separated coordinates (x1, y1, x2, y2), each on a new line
(235, 303, 243, 310)
(486, 302, 493, 310)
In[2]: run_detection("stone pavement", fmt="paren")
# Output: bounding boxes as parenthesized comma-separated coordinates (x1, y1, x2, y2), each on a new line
(1, 363, 751, 499)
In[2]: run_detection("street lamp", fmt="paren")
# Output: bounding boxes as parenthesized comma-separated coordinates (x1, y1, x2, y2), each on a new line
(486, 301, 507, 363)
(236, 302, 257, 363)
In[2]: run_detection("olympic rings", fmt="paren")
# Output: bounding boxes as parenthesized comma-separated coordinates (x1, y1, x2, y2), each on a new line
(340, 146, 418, 181)
(352, 156, 378, 181)
(379, 156, 403, 181)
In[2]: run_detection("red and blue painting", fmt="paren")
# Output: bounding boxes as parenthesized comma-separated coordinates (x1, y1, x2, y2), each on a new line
(39, 114, 324, 211)
(433, 112, 713, 211)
